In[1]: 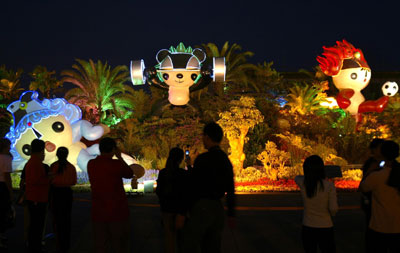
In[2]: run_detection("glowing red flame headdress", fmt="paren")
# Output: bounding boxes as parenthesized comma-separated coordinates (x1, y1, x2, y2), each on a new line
(317, 40, 369, 76)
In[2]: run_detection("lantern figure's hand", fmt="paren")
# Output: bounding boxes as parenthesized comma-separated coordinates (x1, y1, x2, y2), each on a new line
(336, 89, 354, 109)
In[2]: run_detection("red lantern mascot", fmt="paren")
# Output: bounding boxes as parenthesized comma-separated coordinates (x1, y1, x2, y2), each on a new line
(317, 40, 397, 121)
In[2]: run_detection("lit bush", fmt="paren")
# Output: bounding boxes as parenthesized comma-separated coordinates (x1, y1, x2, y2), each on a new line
(342, 169, 363, 181)
(257, 141, 291, 180)
(237, 166, 266, 183)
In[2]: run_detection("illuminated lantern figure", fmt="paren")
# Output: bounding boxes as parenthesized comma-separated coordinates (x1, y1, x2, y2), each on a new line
(130, 42, 226, 106)
(5, 91, 107, 172)
(317, 40, 397, 120)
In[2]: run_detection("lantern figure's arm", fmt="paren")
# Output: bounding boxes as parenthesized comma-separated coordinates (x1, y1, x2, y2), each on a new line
(144, 67, 168, 90)
(336, 89, 354, 109)
(72, 120, 108, 143)
(358, 96, 389, 113)
(190, 66, 213, 92)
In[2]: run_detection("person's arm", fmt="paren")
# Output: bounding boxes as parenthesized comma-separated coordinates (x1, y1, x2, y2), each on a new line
(71, 163, 77, 186)
(224, 155, 235, 217)
(115, 149, 133, 179)
(359, 171, 380, 192)
(363, 161, 380, 179)
(3, 156, 13, 198)
(4, 172, 13, 199)
(328, 182, 339, 216)
(19, 166, 26, 190)
(155, 170, 164, 197)
(294, 175, 303, 186)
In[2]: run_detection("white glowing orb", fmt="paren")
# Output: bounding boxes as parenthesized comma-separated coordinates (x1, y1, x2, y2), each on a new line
(382, 81, 398, 97)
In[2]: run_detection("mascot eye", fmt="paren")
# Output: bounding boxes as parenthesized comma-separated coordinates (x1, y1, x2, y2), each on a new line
(52, 122, 64, 133)
(162, 73, 169, 80)
(191, 74, 198, 81)
(351, 73, 357, 80)
(22, 144, 31, 156)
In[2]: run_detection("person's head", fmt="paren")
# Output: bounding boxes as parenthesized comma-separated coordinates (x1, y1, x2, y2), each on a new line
(203, 122, 223, 149)
(380, 140, 399, 162)
(369, 138, 384, 159)
(303, 155, 326, 198)
(31, 139, 45, 160)
(99, 137, 117, 155)
(0, 138, 11, 154)
(165, 147, 184, 170)
(56, 147, 69, 161)
(56, 147, 69, 174)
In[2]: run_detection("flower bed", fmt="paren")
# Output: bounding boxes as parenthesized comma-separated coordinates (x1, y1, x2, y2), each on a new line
(235, 177, 360, 192)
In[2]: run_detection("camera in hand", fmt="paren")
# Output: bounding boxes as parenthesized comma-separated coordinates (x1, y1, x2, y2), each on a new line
(324, 165, 342, 179)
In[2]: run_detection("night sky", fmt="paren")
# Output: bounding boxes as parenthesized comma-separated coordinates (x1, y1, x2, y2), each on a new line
(1, 0, 399, 80)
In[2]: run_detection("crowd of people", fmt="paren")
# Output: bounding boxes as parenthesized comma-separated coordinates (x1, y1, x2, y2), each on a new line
(0, 122, 400, 253)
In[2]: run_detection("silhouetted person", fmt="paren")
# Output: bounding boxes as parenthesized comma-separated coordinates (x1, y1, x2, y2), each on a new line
(359, 138, 384, 252)
(156, 147, 189, 253)
(360, 140, 400, 252)
(25, 139, 50, 253)
(50, 147, 77, 253)
(88, 137, 133, 253)
(182, 122, 235, 253)
(295, 155, 338, 253)
(0, 138, 13, 249)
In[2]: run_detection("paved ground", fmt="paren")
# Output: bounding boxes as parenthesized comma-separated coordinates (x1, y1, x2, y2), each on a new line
(1, 192, 367, 253)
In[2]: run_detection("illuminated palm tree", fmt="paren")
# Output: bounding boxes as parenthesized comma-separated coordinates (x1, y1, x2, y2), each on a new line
(62, 59, 135, 124)
(29, 65, 63, 98)
(0, 65, 24, 104)
(285, 82, 327, 115)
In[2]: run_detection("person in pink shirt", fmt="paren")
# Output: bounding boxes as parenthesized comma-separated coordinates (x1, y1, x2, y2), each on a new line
(50, 147, 77, 253)
(25, 139, 50, 253)
(87, 137, 133, 253)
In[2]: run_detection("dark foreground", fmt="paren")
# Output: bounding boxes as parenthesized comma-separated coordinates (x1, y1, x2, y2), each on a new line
(2, 192, 365, 253)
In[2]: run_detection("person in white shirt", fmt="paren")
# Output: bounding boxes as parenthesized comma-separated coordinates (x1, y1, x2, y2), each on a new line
(0, 138, 13, 249)
(360, 140, 400, 253)
(295, 155, 338, 253)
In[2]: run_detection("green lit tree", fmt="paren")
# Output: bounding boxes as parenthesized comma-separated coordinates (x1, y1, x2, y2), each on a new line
(62, 59, 135, 124)
(29, 65, 63, 98)
(285, 82, 327, 115)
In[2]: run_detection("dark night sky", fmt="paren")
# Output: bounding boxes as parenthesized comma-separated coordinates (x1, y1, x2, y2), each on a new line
(1, 0, 399, 80)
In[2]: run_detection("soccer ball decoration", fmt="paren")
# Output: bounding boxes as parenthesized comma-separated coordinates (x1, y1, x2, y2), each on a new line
(130, 42, 226, 106)
(317, 40, 397, 120)
(382, 81, 398, 97)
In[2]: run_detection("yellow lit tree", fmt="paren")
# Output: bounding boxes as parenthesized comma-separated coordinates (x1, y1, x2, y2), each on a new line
(218, 96, 263, 176)
(257, 141, 291, 180)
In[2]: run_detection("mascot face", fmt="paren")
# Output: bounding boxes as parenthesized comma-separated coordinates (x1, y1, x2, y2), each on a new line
(333, 67, 371, 91)
(5, 91, 82, 170)
(14, 115, 72, 163)
(159, 69, 200, 88)
(155, 47, 205, 106)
